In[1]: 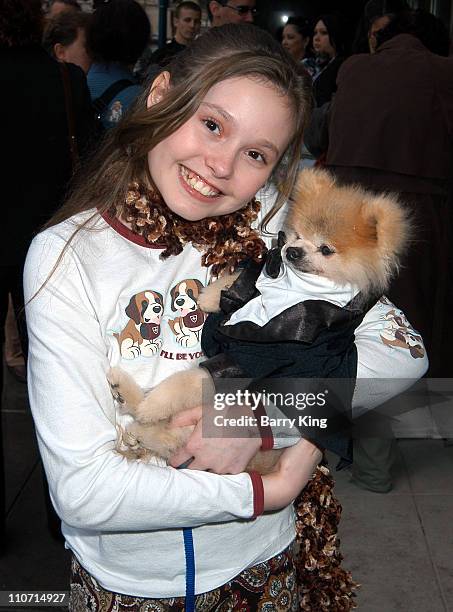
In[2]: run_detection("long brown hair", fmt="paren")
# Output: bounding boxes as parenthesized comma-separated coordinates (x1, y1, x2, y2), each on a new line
(45, 24, 312, 275)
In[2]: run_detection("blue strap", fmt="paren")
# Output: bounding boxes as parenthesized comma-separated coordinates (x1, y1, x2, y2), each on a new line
(183, 527, 196, 612)
(177, 458, 196, 612)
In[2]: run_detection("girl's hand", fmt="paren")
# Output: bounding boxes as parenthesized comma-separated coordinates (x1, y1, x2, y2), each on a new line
(262, 438, 323, 511)
(169, 405, 262, 474)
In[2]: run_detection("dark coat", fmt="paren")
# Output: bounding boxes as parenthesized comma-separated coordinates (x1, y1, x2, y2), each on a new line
(326, 34, 453, 189)
(313, 55, 344, 107)
(1, 45, 95, 267)
(325, 34, 453, 376)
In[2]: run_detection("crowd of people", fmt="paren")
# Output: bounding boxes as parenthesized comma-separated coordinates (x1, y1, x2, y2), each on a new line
(1, 0, 451, 610)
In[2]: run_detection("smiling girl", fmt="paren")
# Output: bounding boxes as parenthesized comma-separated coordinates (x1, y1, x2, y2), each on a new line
(24, 24, 426, 611)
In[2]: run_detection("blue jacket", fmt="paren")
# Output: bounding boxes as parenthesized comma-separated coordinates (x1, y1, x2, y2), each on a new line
(87, 62, 142, 129)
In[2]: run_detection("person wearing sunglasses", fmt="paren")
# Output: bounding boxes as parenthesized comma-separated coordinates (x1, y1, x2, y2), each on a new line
(208, 0, 257, 26)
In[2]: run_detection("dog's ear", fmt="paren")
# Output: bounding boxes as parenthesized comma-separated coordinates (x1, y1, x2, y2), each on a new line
(170, 285, 178, 311)
(154, 291, 164, 306)
(294, 168, 336, 200)
(125, 295, 142, 324)
(189, 279, 203, 301)
(364, 193, 411, 260)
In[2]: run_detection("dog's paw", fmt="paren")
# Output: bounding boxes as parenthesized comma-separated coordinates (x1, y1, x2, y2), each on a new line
(107, 367, 126, 404)
(176, 334, 198, 349)
(197, 286, 222, 313)
(107, 367, 145, 412)
(141, 338, 163, 357)
(198, 272, 240, 313)
(119, 338, 142, 360)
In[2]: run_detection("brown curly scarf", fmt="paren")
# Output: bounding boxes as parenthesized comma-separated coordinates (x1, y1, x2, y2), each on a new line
(294, 464, 359, 610)
(116, 181, 267, 277)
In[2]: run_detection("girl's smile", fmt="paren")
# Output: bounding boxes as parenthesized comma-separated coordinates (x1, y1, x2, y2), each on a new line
(147, 76, 294, 221)
(179, 165, 222, 200)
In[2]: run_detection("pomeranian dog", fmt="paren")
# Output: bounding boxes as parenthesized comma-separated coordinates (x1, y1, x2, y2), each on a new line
(108, 168, 411, 472)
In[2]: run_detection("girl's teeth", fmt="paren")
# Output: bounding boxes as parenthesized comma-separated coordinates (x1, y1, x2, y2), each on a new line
(181, 167, 218, 196)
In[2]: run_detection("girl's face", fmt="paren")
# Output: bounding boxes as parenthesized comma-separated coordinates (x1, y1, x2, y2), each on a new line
(282, 24, 308, 61)
(313, 20, 336, 58)
(147, 76, 294, 221)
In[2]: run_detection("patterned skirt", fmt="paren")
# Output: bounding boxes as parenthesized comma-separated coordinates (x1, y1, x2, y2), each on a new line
(69, 465, 357, 611)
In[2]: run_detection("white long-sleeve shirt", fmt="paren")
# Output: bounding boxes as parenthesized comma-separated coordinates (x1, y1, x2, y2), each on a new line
(24, 187, 428, 597)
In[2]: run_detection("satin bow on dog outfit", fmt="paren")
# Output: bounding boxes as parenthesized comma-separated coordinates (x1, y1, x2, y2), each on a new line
(263, 230, 287, 279)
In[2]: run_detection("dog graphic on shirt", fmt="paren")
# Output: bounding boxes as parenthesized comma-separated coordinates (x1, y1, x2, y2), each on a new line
(379, 299, 425, 359)
(115, 290, 163, 359)
(167, 279, 207, 348)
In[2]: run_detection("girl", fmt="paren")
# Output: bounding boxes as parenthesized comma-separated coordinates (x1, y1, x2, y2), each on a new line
(24, 24, 426, 611)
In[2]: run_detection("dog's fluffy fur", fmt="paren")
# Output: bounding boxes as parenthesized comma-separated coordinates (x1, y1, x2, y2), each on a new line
(109, 169, 410, 473)
(283, 168, 410, 296)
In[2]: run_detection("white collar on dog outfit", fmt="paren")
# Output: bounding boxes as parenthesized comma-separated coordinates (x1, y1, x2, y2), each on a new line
(225, 262, 360, 328)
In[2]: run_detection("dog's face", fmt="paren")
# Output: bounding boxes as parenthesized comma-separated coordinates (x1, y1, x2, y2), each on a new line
(171, 279, 203, 315)
(126, 291, 164, 326)
(282, 169, 410, 294)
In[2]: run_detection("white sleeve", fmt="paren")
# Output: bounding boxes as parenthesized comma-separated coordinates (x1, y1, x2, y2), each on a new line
(267, 298, 429, 447)
(354, 297, 429, 416)
(24, 234, 258, 532)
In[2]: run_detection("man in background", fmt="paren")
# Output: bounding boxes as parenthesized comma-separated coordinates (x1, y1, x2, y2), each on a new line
(43, 10, 92, 74)
(208, 0, 257, 27)
(147, 1, 201, 68)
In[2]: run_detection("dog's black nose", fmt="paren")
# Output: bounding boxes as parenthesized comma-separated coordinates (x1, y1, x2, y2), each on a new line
(175, 298, 185, 306)
(286, 247, 303, 262)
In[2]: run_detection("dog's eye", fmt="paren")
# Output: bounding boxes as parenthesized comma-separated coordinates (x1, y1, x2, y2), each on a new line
(319, 245, 335, 256)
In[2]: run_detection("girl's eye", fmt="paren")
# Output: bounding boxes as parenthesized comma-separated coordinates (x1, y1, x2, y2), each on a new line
(204, 119, 221, 135)
(247, 150, 266, 163)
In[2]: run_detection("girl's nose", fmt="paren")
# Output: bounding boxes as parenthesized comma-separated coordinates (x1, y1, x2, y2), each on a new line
(205, 150, 235, 179)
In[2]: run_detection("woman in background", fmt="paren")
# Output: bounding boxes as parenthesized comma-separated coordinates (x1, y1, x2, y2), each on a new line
(281, 16, 311, 63)
(309, 14, 348, 106)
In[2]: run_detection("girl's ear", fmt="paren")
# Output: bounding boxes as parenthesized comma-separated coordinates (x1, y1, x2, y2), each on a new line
(147, 71, 171, 108)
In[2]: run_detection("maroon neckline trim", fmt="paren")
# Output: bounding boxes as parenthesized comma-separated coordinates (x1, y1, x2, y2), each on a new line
(100, 209, 165, 249)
